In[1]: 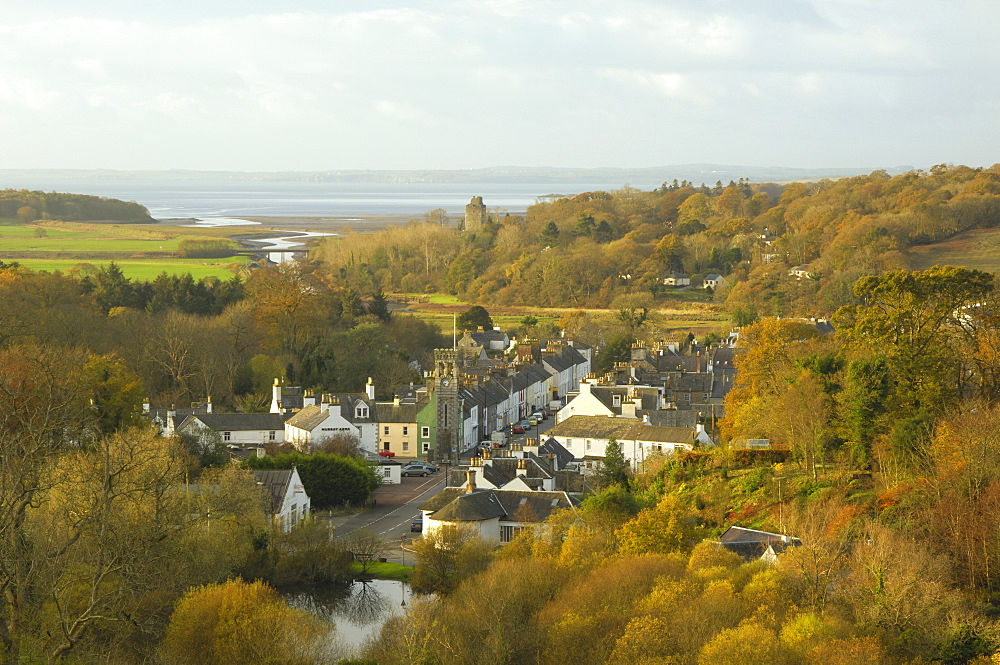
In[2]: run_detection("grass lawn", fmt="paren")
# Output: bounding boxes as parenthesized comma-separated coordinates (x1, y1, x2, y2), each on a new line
(351, 560, 412, 581)
(11, 258, 247, 280)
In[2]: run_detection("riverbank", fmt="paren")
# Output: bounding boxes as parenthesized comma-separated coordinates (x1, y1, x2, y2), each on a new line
(239, 214, 432, 234)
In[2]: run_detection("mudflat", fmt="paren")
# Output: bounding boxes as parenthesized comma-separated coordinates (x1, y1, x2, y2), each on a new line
(238, 214, 436, 234)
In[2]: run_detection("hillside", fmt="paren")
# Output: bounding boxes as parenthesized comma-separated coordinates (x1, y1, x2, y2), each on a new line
(312, 163, 1000, 320)
(905, 226, 1000, 272)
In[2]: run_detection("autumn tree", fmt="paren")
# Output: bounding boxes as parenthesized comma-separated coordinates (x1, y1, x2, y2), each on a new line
(616, 495, 700, 556)
(834, 265, 995, 415)
(160, 580, 328, 665)
(410, 525, 495, 595)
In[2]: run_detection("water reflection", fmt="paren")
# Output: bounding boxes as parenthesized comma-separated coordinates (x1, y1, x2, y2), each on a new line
(285, 579, 412, 655)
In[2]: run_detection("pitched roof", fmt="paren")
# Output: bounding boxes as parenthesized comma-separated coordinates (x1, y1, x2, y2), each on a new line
(645, 410, 699, 428)
(548, 415, 699, 445)
(717, 526, 801, 561)
(537, 437, 575, 469)
(421, 487, 576, 523)
(182, 413, 285, 432)
(252, 469, 292, 514)
(285, 404, 333, 431)
(376, 400, 420, 423)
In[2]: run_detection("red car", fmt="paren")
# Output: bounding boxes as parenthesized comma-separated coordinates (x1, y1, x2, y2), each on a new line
(511, 425, 525, 434)
(378, 450, 395, 457)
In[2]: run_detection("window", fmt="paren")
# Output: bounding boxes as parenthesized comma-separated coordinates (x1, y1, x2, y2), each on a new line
(500, 525, 523, 543)
(423, 442, 430, 452)
(268, 430, 276, 441)
(402, 442, 409, 452)
(384, 426, 390, 436)
(356, 405, 369, 419)
(383, 443, 390, 451)
(402, 426, 409, 436)
(586, 440, 591, 450)
(612, 394, 621, 406)
(421, 426, 430, 438)
(223, 431, 231, 442)
(684, 393, 691, 401)
(382, 467, 392, 478)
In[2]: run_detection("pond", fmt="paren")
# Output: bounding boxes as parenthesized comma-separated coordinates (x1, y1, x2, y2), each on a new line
(285, 578, 414, 658)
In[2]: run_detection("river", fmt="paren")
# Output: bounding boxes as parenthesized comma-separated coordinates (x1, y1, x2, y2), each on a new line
(284, 578, 414, 659)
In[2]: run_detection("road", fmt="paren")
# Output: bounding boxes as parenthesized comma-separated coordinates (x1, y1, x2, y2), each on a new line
(329, 415, 554, 563)
(329, 471, 445, 563)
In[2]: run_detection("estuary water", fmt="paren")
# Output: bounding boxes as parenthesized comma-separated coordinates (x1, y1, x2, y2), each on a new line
(1, 177, 628, 220)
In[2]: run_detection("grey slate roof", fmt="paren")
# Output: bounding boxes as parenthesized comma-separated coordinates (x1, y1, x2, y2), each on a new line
(718, 526, 801, 561)
(548, 415, 699, 445)
(644, 410, 699, 428)
(537, 437, 575, 469)
(421, 487, 576, 523)
(252, 469, 292, 514)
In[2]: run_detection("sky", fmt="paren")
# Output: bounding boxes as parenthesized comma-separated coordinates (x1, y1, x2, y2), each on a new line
(1, 0, 998, 172)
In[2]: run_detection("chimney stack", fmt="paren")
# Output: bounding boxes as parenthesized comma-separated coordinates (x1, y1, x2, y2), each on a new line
(464, 469, 477, 494)
(366, 376, 375, 401)
(206, 396, 213, 414)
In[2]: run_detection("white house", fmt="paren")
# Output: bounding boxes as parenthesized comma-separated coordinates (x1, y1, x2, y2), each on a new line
(251, 467, 310, 532)
(556, 376, 663, 424)
(546, 415, 714, 472)
(419, 469, 577, 544)
(284, 401, 360, 451)
(704, 273, 725, 289)
(663, 272, 691, 286)
(176, 413, 286, 448)
(375, 458, 403, 485)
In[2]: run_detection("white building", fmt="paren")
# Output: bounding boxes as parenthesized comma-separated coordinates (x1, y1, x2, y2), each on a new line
(252, 467, 311, 532)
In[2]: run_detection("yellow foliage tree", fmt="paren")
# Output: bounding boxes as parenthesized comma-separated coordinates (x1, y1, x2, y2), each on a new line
(616, 495, 699, 556)
(160, 580, 327, 665)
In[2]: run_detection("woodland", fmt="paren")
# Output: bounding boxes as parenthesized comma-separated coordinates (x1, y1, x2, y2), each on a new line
(1, 164, 1000, 663)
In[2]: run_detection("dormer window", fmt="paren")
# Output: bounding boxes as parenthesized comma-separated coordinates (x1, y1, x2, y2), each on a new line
(356, 405, 369, 419)
(612, 395, 621, 406)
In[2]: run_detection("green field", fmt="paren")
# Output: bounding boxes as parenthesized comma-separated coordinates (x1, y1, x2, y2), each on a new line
(0, 224, 230, 253)
(0, 220, 247, 280)
(10, 258, 247, 280)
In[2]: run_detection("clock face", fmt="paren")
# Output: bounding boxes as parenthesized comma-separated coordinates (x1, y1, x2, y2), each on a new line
(441, 379, 450, 387)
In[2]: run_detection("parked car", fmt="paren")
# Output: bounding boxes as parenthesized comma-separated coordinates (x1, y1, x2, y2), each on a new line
(511, 424, 525, 434)
(401, 463, 430, 477)
(378, 450, 395, 457)
(532, 411, 547, 421)
(411, 515, 423, 532)
(409, 461, 440, 472)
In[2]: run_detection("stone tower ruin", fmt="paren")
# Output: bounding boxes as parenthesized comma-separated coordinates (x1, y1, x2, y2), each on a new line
(463, 196, 486, 231)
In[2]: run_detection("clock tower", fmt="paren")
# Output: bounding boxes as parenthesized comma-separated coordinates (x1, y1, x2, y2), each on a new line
(433, 349, 461, 466)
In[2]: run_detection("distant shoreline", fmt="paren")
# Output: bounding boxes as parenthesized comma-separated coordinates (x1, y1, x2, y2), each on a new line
(236, 214, 453, 233)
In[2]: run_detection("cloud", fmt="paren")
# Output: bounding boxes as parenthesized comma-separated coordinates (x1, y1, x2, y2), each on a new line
(0, 1, 997, 169)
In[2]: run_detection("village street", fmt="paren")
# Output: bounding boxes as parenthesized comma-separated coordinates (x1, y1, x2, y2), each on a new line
(328, 472, 445, 563)
(329, 418, 554, 563)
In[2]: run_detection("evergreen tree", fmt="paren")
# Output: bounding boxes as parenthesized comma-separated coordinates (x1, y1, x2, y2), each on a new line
(599, 437, 630, 488)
